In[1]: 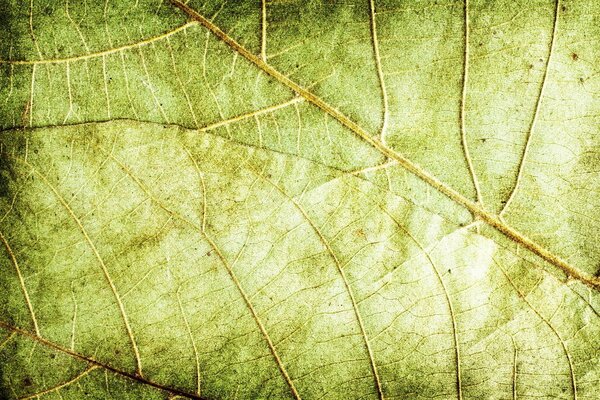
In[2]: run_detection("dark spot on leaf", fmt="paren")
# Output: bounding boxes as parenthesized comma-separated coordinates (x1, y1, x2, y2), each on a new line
(571, 53, 579, 61)
(23, 377, 32, 387)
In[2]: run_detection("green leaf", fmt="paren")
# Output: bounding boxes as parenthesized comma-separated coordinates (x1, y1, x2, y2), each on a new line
(1, 0, 599, 399)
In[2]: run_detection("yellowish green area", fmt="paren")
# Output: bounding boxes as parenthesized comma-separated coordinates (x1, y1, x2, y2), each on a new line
(1, 0, 599, 399)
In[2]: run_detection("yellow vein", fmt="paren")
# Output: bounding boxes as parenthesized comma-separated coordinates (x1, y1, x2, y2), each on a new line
(0, 231, 40, 336)
(176, 289, 201, 396)
(10, 155, 144, 377)
(253, 169, 384, 400)
(198, 96, 304, 132)
(496, 260, 577, 400)
(65, 0, 91, 53)
(169, 0, 600, 290)
(0, 332, 16, 351)
(351, 160, 397, 176)
(138, 46, 169, 123)
(180, 150, 301, 400)
(201, 31, 230, 137)
(383, 208, 462, 400)
(0, 22, 197, 65)
(167, 36, 199, 127)
(64, 61, 74, 124)
(28, 64, 36, 127)
(368, 0, 389, 144)
(500, 0, 561, 217)
(0, 322, 206, 400)
(101, 148, 301, 400)
(261, 0, 268, 61)
(118, 51, 140, 119)
(28, 0, 43, 60)
(19, 365, 99, 400)
(102, 54, 111, 119)
(511, 336, 518, 400)
(70, 285, 78, 350)
(459, 0, 482, 206)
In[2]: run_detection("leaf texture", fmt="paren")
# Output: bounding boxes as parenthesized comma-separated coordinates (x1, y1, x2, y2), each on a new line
(1, 0, 599, 399)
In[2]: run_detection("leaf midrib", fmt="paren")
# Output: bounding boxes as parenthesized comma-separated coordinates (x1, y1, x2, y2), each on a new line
(168, 0, 600, 291)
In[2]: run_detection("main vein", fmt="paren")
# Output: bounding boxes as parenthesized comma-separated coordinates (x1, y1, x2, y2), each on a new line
(168, 0, 600, 291)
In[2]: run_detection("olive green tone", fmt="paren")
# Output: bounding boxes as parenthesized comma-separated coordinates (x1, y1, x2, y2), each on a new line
(0, 0, 599, 399)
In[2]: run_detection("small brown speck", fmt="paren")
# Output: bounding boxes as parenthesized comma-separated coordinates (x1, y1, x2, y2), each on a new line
(571, 53, 579, 61)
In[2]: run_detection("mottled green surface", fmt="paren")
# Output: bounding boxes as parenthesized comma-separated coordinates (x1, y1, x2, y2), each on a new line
(1, 0, 599, 399)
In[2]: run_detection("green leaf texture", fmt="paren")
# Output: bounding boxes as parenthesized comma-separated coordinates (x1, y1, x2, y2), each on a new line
(1, 0, 600, 399)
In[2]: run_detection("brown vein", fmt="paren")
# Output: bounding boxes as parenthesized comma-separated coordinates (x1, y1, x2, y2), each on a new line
(0, 322, 206, 400)
(500, 0, 561, 217)
(9, 155, 143, 376)
(169, 0, 600, 290)
(19, 365, 99, 400)
(99, 147, 301, 400)
(0, 230, 40, 336)
(0, 22, 197, 65)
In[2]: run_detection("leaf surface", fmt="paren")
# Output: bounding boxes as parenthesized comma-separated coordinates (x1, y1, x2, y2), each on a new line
(1, 0, 599, 399)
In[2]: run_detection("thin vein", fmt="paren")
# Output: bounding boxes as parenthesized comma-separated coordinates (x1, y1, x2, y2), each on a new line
(177, 290, 201, 396)
(0, 322, 206, 400)
(10, 155, 143, 376)
(0, 332, 16, 350)
(500, 0, 561, 217)
(511, 336, 518, 400)
(101, 148, 301, 400)
(201, 31, 230, 136)
(459, 0, 482, 206)
(261, 0, 268, 61)
(0, 22, 197, 65)
(102, 54, 111, 119)
(168, 0, 600, 290)
(368, 0, 389, 144)
(167, 36, 199, 127)
(28, 65, 36, 127)
(64, 62, 74, 124)
(198, 96, 303, 133)
(0, 230, 40, 336)
(383, 209, 462, 400)
(28, 0, 43, 59)
(65, 0, 90, 53)
(497, 261, 577, 399)
(138, 46, 169, 123)
(253, 169, 384, 400)
(19, 365, 99, 400)
(118, 51, 139, 119)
